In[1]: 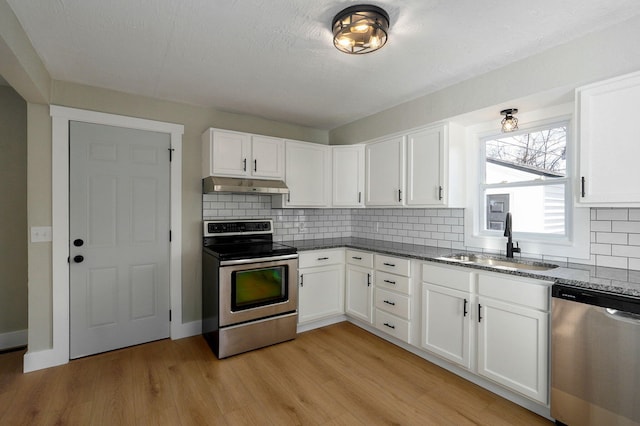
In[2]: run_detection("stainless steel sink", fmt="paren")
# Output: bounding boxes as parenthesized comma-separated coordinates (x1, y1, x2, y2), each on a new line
(437, 253, 559, 271)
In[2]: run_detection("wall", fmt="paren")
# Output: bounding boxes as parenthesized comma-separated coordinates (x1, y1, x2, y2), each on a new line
(0, 85, 27, 344)
(330, 14, 640, 144)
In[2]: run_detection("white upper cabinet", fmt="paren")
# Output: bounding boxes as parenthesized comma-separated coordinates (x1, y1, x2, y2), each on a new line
(577, 71, 640, 206)
(251, 135, 285, 179)
(365, 123, 465, 208)
(201, 128, 284, 180)
(407, 126, 444, 206)
(275, 140, 330, 208)
(332, 145, 365, 207)
(365, 136, 405, 206)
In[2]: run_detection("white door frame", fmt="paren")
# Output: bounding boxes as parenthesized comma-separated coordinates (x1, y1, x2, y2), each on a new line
(24, 105, 186, 372)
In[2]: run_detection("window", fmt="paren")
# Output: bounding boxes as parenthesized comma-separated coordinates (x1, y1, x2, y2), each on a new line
(480, 122, 569, 238)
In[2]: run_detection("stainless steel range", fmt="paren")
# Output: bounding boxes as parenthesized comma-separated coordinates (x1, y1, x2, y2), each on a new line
(202, 219, 298, 358)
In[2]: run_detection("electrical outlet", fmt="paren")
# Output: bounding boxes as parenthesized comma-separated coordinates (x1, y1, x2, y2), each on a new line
(31, 226, 52, 243)
(298, 222, 307, 233)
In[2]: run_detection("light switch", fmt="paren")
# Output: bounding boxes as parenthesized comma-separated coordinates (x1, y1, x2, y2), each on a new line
(31, 226, 52, 242)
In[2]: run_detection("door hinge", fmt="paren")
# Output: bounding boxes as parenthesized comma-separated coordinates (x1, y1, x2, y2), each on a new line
(169, 230, 172, 242)
(168, 147, 175, 162)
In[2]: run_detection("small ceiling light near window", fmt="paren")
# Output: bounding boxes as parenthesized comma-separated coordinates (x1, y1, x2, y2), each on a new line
(500, 108, 519, 133)
(332, 5, 390, 54)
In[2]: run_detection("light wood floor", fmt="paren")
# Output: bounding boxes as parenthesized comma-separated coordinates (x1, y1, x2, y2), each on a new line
(0, 322, 552, 425)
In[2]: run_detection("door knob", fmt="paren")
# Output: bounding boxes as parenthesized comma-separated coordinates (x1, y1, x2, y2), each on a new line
(73, 255, 84, 263)
(73, 239, 84, 247)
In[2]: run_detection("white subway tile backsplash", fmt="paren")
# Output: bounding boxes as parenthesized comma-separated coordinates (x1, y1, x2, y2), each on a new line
(202, 195, 640, 271)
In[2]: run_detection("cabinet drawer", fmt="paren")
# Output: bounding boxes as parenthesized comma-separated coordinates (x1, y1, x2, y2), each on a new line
(375, 288, 410, 320)
(375, 309, 410, 343)
(346, 250, 374, 268)
(375, 271, 411, 295)
(375, 254, 411, 277)
(299, 249, 344, 268)
(478, 273, 551, 311)
(422, 262, 474, 293)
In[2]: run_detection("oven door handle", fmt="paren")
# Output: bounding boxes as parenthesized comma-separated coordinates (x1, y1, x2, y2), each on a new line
(219, 254, 299, 266)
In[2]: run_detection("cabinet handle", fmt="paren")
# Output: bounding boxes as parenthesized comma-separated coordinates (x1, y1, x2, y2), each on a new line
(300, 274, 303, 287)
(383, 300, 396, 306)
(243, 158, 247, 172)
(254, 159, 257, 172)
(383, 279, 396, 285)
(581, 176, 585, 198)
(317, 257, 329, 261)
(367, 273, 371, 287)
(358, 191, 362, 203)
(352, 256, 362, 260)
(463, 298, 468, 317)
(383, 322, 396, 329)
(438, 185, 443, 201)
(478, 304, 482, 322)
(398, 189, 402, 202)
(383, 262, 396, 267)
(287, 192, 290, 202)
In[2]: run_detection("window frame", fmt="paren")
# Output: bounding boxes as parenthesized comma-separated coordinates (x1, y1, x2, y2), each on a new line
(463, 105, 590, 260)
(479, 119, 571, 241)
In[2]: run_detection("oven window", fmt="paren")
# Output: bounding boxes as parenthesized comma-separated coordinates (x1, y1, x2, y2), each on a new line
(231, 266, 288, 311)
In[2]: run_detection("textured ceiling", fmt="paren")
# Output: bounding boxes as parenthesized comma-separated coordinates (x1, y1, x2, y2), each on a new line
(6, 0, 640, 129)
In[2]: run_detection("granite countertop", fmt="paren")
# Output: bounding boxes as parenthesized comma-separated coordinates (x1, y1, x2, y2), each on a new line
(288, 237, 640, 299)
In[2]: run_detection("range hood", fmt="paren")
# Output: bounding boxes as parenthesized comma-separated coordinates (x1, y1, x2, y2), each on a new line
(202, 176, 289, 194)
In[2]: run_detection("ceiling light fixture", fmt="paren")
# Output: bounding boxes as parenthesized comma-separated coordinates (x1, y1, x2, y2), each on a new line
(500, 108, 519, 132)
(332, 5, 390, 54)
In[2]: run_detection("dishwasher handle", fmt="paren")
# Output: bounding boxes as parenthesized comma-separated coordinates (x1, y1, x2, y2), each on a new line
(605, 308, 640, 324)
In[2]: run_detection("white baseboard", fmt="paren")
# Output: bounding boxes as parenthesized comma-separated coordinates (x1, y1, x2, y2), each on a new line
(171, 319, 202, 340)
(297, 314, 347, 333)
(23, 347, 68, 373)
(0, 329, 27, 351)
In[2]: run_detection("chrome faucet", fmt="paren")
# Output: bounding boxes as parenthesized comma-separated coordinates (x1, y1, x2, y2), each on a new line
(504, 212, 521, 258)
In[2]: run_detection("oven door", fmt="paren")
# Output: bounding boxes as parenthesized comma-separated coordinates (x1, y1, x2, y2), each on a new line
(219, 254, 298, 327)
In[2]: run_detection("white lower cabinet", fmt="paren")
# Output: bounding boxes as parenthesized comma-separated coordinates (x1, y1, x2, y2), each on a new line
(298, 249, 345, 325)
(421, 262, 550, 405)
(345, 250, 374, 323)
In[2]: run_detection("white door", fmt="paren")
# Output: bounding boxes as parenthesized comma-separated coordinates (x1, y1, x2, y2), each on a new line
(345, 265, 372, 322)
(422, 283, 472, 369)
(477, 296, 549, 404)
(365, 136, 405, 206)
(332, 145, 365, 207)
(407, 127, 444, 206)
(211, 130, 251, 177)
(251, 135, 284, 179)
(284, 141, 330, 207)
(69, 121, 171, 359)
(298, 265, 345, 324)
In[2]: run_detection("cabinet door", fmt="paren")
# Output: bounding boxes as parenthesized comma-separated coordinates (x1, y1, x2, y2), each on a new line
(422, 283, 472, 369)
(406, 126, 444, 206)
(298, 265, 345, 324)
(365, 136, 405, 206)
(251, 135, 284, 179)
(345, 265, 373, 323)
(284, 141, 330, 207)
(209, 130, 251, 177)
(477, 296, 548, 404)
(332, 145, 365, 207)
(577, 71, 640, 205)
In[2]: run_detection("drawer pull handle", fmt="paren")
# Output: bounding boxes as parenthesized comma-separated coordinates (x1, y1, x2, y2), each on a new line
(383, 300, 396, 306)
(383, 262, 396, 267)
(383, 322, 396, 329)
(383, 279, 396, 285)
(317, 257, 329, 260)
(352, 256, 362, 260)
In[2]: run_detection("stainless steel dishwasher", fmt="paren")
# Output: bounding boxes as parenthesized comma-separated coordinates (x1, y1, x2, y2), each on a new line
(551, 284, 640, 425)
